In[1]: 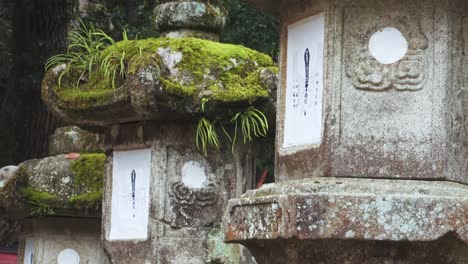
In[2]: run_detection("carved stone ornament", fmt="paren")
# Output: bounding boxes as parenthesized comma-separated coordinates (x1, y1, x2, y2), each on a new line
(346, 14, 429, 91)
(170, 181, 219, 206)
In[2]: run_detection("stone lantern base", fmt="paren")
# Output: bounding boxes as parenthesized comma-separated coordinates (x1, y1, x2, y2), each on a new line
(17, 218, 109, 264)
(224, 177, 468, 264)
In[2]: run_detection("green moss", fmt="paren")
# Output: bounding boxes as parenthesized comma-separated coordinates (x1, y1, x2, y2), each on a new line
(52, 85, 118, 109)
(50, 37, 276, 107)
(21, 187, 58, 203)
(70, 153, 106, 193)
(0, 154, 106, 216)
(69, 191, 102, 209)
(18, 186, 101, 215)
(211, 69, 269, 102)
(161, 78, 197, 96)
(69, 153, 106, 208)
(21, 187, 61, 215)
(267, 66, 279, 74)
(18, 154, 106, 214)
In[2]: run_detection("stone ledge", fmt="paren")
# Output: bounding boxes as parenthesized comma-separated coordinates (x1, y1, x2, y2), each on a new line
(224, 177, 468, 243)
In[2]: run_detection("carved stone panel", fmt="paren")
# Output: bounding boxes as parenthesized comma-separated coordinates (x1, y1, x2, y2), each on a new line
(164, 147, 225, 228)
(326, 4, 461, 181)
(346, 13, 429, 91)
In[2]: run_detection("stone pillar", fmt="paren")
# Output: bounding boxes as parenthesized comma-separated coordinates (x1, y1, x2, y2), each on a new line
(17, 218, 108, 264)
(224, 0, 468, 263)
(102, 122, 256, 263)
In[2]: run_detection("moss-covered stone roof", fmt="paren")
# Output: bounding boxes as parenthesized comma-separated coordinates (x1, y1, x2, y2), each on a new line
(0, 154, 105, 217)
(42, 37, 278, 126)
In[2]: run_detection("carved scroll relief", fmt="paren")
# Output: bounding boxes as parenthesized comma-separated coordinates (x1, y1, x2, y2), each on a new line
(171, 181, 218, 206)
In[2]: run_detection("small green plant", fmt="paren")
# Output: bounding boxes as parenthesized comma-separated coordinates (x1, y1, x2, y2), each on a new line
(29, 200, 55, 216)
(231, 106, 268, 143)
(45, 20, 127, 89)
(196, 99, 269, 155)
(100, 50, 126, 89)
(196, 117, 221, 156)
(21, 187, 58, 216)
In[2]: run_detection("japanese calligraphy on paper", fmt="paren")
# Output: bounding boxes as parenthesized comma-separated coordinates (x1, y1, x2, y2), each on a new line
(283, 13, 324, 148)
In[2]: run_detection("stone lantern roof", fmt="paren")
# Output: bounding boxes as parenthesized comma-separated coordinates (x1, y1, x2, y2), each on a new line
(42, 37, 277, 127)
(41, 0, 277, 127)
(0, 126, 106, 218)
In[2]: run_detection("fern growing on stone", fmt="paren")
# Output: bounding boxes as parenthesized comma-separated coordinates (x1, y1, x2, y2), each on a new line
(196, 99, 269, 156)
(45, 20, 127, 89)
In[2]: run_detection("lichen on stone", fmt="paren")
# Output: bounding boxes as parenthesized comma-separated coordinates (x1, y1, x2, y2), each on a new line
(49, 126, 105, 155)
(207, 229, 241, 263)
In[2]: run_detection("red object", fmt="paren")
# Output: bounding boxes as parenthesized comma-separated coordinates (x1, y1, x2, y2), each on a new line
(0, 253, 17, 264)
(256, 168, 268, 189)
(65, 153, 80, 160)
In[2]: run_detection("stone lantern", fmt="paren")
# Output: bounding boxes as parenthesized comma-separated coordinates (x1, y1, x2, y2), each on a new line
(0, 126, 109, 264)
(41, 0, 277, 263)
(224, 0, 468, 263)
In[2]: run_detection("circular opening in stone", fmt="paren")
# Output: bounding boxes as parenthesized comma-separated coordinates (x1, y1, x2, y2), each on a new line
(181, 161, 207, 189)
(369, 27, 408, 64)
(57, 248, 80, 264)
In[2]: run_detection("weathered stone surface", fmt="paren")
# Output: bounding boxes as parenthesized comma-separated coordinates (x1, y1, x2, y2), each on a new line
(17, 218, 109, 264)
(237, 1, 468, 263)
(0, 165, 18, 188)
(242, 234, 468, 264)
(42, 38, 277, 126)
(49, 126, 105, 155)
(162, 29, 220, 41)
(154, 1, 227, 34)
(8, 154, 106, 216)
(274, 0, 468, 183)
(102, 121, 256, 263)
(19, 156, 75, 199)
(224, 177, 468, 243)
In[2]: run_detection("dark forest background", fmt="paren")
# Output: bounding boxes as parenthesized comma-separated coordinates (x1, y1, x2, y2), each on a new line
(0, 0, 279, 167)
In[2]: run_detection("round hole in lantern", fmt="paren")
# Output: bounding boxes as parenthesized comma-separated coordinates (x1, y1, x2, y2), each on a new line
(181, 161, 207, 189)
(57, 248, 80, 264)
(369, 27, 408, 64)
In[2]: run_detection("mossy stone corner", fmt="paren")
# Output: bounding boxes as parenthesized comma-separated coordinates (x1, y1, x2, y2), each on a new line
(0, 153, 106, 216)
(42, 37, 278, 126)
